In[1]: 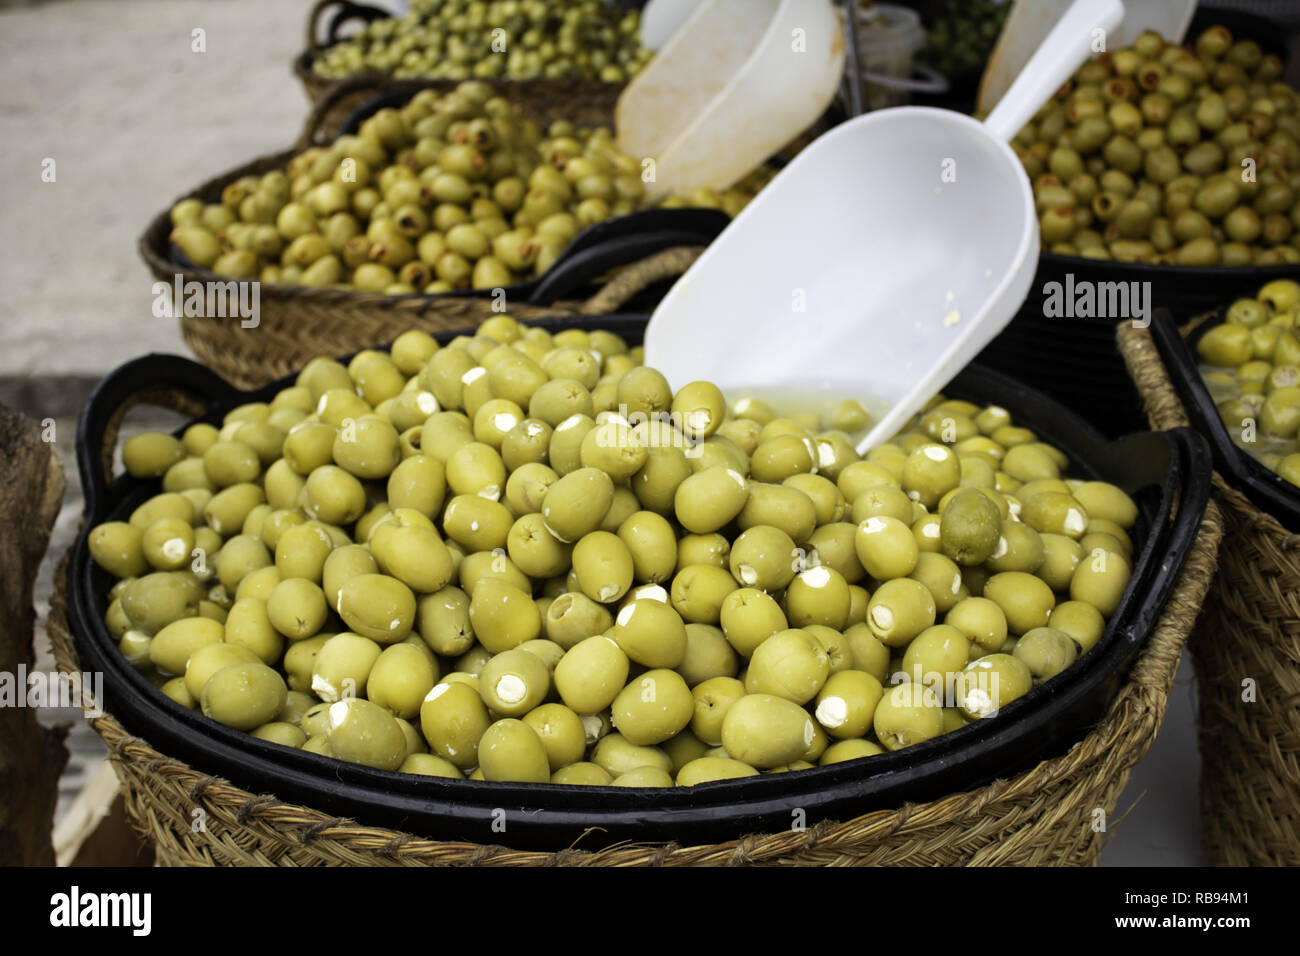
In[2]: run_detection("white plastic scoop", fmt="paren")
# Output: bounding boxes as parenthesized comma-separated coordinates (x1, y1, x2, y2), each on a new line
(637, 0, 699, 51)
(643, 0, 1124, 454)
(616, 0, 846, 200)
(978, 0, 1197, 117)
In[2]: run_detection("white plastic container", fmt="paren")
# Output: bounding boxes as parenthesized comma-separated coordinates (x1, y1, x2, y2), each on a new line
(854, 2, 947, 109)
(617, 0, 845, 199)
(977, 0, 1195, 116)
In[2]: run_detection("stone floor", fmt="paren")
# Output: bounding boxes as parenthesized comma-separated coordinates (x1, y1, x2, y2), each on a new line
(2, 0, 1208, 866)
(0, 0, 315, 377)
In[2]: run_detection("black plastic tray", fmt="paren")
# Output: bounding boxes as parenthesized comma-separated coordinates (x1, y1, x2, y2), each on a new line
(69, 315, 1211, 852)
(979, 256, 1300, 440)
(1149, 304, 1300, 531)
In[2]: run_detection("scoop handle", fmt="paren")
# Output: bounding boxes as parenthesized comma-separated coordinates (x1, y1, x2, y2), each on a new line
(983, 0, 1125, 143)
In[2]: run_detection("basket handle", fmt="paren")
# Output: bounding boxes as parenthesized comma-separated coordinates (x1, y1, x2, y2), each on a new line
(306, 0, 391, 52)
(527, 207, 728, 310)
(528, 241, 702, 314)
(574, 246, 702, 315)
(1112, 315, 1217, 642)
(1116, 317, 1191, 431)
(76, 355, 244, 525)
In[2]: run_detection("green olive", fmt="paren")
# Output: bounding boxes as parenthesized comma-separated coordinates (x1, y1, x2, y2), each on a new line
(150, 616, 223, 675)
(325, 697, 407, 770)
(873, 681, 943, 751)
(674, 465, 749, 534)
(591, 732, 673, 778)
(311, 632, 382, 702)
(719, 587, 787, 659)
(855, 516, 920, 579)
(478, 647, 551, 717)
(90, 522, 149, 578)
(721, 693, 819, 768)
(554, 635, 629, 714)
(867, 579, 937, 647)
(940, 488, 1003, 565)
(613, 598, 687, 668)
(1070, 546, 1132, 615)
(677, 756, 760, 785)
(200, 661, 287, 732)
(784, 566, 851, 629)
(729, 525, 798, 591)
(1014, 626, 1079, 680)
(336, 573, 416, 644)
(468, 578, 541, 653)
(957, 654, 1034, 720)
(123, 432, 186, 478)
(367, 642, 438, 718)
(541, 467, 613, 542)
(183, 641, 260, 701)
(522, 703, 587, 772)
(744, 629, 830, 704)
(611, 669, 694, 745)
(668, 563, 736, 624)
(419, 680, 491, 769)
(982, 571, 1057, 634)
(813, 670, 884, 739)
(571, 530, 634, 604)
(945, 596, 1009, 653)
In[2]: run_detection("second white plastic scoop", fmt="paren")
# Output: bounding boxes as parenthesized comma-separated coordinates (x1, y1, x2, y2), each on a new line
(643, 0, 1124, 453)
(617, 0, 845, 201)
(978, 0, 1197, 117)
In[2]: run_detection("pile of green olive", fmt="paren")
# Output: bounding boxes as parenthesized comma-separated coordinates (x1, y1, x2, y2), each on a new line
(167, 81, 766, 293)
(1017, 24, 1300, 265)
(90, 315, 1136, 786)
(311, 0, 652, 83)
(922, 0, 1011, 76)
(1197, 278, 1300, 483)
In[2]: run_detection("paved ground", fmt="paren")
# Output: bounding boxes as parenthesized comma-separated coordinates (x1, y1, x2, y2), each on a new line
(3, 0, 1208, 866)
(0, 0, 316, 377)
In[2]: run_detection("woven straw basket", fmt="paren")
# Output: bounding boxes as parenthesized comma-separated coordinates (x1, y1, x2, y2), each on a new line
(294, 1, 391, 112)
(1119, 319, 1300, 866)
(48, 452, 1221, 865)
(138, 73, 668, 391)
(292, 1, 626, 136)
